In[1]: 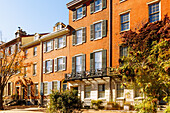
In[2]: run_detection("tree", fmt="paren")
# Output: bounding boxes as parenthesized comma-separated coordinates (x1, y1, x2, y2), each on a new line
(0, 45, 26, 110)
(118, 15, 170, 113)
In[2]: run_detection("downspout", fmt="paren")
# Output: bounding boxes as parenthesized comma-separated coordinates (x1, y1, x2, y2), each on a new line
(40, 41, 44, 106)
(109, 0, 113, 102)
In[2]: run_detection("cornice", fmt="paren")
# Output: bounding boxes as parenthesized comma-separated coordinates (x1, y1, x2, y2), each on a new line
(66, 0, 84, 9)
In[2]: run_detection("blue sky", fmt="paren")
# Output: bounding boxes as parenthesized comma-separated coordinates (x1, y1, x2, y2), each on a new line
(0, 0, 70, 42)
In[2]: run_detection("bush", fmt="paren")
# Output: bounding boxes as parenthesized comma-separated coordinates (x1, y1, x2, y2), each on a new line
(91, 100, 103, 110)
(164, 106, 170, 113)
(47, 89, 82, 113)
(106, 102, 122, 110)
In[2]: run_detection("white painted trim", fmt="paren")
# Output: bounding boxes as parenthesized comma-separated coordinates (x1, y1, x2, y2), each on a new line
(147, 0, 160, 5)
(93, 20, 103, 24)
(119, 0, 127, 3)
(119, 9, 131, 15)
(34, 82, 39, 84)
(93, 49, 103, 52)
(74, 53, 84, 57)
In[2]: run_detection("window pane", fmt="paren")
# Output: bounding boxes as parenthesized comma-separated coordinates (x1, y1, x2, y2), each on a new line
(76, 29, 82, 44)
(46, 61, 50, 73)
(95, 51, 102, 70)
(58, 58, 63, 71)
(77, 7, 83, 19)
(121, 13, 130, 31)
(58, 37, 64, 48)
(44, 83, 48, 95)
(52, 81, 58, 91)
(95, 0, 102, 12)
(85, 85, 91, 98)
(94, 22, 102, 39)
(76, 56, 82, 73)
(117, 84, 124, 98)
(98, 84, 105, 98)
(149, 3, 159, 23)
(47, 41, 51, 52)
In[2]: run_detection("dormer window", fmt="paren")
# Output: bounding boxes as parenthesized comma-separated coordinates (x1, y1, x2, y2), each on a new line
(56, 24, 62, 31)
(34, 34, 39, 40)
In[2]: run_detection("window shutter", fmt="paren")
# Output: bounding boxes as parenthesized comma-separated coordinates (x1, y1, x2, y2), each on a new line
(82, 27, 86, 43)
(82, 54, 86, 71)
(72, 31, 76, 46)
(73, 9, 76, 21)
(54, 58, 58, 72)
(102, 50, 107, 70)
(90, 24, 94, 40)
(50, 59, 53, 73)
(83, 4, 86, 17)
(54, 38, 58, 49)
(90, 0, 94, 14)
(90, 53, 94, 71)
(102, 20, 107, 37)
(63, 57, 66, 71)
(43, 42, 46, 53)
(63, 35, 66, 47)
(43, 61, 46, 73)
(72, 57, 76, 74)
(51, 40, 53, 51)
(57, 81, 60, 92)
(102, 0, 107, 9)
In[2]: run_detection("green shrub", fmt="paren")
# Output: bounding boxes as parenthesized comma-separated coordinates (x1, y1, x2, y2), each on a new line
(91, 100, 103, 110)
(164, 106, 170, 113)
(47, 90, 82, 113)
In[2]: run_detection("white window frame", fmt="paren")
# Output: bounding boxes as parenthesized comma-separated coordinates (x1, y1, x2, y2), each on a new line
(54, 56, 66, 72)
(94, 22, 102, 40)
(43, 82, 48, 95)
(94, 0, 102, 13)
(33, 47, 37, 56)
(120, 12, 130, 32)
(76, 7, 83, 20)
(58, 37, 64, 48)
(76, 29, 83, 45)
(84, 85, 91, 99)
(119, 0, 127, 3)
(94, 51, 102, 71)
(98, 84, 105, 99)
(148, 1, 161, 23)
(75, 55, 83, 73)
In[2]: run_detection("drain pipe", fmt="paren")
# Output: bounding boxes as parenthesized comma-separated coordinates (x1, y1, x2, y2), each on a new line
(109, 0, 113, 102)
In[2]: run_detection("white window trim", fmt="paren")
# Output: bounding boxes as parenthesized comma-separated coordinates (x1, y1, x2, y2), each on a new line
(98, 84, 106, 99)
(33, 63, 37, 76)
(84, 85, 91, 99)
(33, 47, 37, 56)
(119, 0, 127, 3)
(44, 59, 53, 74)
(43, 82, 48, 96)
(94, 0, 103, 13)
(93, 49, 103, 53)
(147, 1, 161, 22)
(120, 10, 130, 32)
(93, 20, 103, 40)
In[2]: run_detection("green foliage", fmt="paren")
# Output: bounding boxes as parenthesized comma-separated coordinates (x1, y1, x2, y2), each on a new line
(164, 105, 170, 113)
(118, 15, 170, 113)
(91, 100, 103, 109)
(47, 90, 82, 113)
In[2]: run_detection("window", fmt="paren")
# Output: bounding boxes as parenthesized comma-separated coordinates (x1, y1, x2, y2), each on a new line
(90, 50, 106, 71)
(43, 40, 53, 52)
(85, 85, 91, 98)
(72, 28, 86, 45)
(63, 84, 67, 92)
(27, 85, 31, 96)
(54, 35, 66, 49)
(72, 54, 85, 74)
(120, 13, 130, 31)
(77, 7, 83, 19)
(43, 59, 53, 74)
(90, 20, 107, 41)
(76, 56, 82, 73)
(98, 84, 105, 98)
(117, 84, 124, 98)
(34, 34, 39, 40)
(25, 50, 28, 58)
(52, 81, 58, 91)
(33, 47, 37, 56)
(73, 5, 86, 21)
(120, 46, 128, 57)
(35, 84, 38, 96)
(95, 22, 102, 39)
(33, 64, 37, 75)
(90, 0, 106, 14)
(8, 82, 12, 96)
(95, 51, 102, 70)
(43, 83, 48, 95)
(54, 57, 66, 72)
(24, 67, 27, 77)
(149, 2, 160, 23)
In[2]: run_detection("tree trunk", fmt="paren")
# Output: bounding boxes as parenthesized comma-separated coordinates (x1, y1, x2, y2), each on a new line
(0, 89, 4, 110)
